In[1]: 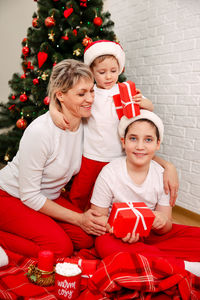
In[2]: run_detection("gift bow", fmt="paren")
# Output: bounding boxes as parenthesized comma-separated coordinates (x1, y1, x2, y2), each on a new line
(112, 202, 148, 234)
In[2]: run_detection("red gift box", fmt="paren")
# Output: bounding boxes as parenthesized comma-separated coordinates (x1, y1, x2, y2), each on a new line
(118, 80, 140, 119)
(108, 202, 155, 238)
(113, 93, 124, 120)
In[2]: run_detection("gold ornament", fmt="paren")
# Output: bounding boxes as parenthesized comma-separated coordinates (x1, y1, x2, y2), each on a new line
(4, 153, 10, 162)
(48, 31, 55, 42)
(41, 72, 49, 80)
(27, 264, 55, 286)
(73, 48, 81, 56)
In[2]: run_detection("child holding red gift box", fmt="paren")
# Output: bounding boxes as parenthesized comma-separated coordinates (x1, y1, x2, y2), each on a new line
(90, 110, 200, 277)
(50, 40, 179, 212)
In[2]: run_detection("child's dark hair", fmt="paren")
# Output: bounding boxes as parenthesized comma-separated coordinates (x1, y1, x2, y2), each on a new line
(124, 119, 160, 140)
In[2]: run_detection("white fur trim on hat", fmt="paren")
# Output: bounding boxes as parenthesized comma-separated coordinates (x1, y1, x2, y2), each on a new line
(84, 40, 125, 74)
(118, 109, 164, 143)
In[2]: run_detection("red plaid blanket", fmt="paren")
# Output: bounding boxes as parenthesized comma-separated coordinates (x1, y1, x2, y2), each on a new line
(0, 250, 200, 299)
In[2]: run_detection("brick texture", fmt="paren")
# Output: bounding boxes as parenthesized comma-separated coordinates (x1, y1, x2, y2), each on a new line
(104, 0, 200, 214)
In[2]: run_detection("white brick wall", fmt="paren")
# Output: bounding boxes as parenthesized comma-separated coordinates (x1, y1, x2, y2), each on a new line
(104, 0, 200, 214)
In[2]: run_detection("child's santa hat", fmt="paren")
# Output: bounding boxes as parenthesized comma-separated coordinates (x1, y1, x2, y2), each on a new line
(118, 109, 164, 143)
(84, 40, 125, 74)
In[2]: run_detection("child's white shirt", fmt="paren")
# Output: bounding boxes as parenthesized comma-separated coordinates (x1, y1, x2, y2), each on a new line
(83, 84, 124, 162)
(90, 157, 170, 212)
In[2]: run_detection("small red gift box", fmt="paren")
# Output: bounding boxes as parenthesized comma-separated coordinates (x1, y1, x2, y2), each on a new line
(113, 93, 124, 120)
(118, 81, 140, 119)
(108, 202, 155, 238)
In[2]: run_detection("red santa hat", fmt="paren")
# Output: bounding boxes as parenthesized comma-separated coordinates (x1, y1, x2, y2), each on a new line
(118, 109, 164, 143)
(84, 40, 125, 74)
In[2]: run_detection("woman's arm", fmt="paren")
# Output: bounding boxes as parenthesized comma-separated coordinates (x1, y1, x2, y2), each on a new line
(40, 199, 107, 236)
(153, 155, 179, 207)
(152, 204, 172, 235)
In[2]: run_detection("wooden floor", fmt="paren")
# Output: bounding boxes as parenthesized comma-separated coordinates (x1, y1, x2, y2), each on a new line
(172, 205, 200, 227)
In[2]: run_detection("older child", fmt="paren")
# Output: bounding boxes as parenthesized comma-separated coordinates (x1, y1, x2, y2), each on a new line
(91, 110, 200, 277)
(50, 40, 178, 211)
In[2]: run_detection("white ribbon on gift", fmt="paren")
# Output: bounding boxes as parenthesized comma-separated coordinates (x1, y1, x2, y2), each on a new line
(120, 81, 138, 117)
(112, 202, 148, 234)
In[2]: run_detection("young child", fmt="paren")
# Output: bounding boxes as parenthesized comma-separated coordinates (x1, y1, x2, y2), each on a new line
(90, 110, 200, 277)
(50, 40, 178, 211)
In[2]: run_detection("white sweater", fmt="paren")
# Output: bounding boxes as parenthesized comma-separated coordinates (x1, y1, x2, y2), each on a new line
(0, 112, 83, 210)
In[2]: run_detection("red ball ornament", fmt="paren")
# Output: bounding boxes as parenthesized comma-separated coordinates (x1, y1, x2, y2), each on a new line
(45, 16, 55, 27)
(33, 78, 39, 85)
(82, 36, 92, 47)
(16, 118, 27, 129)
(93, 16, 103, 26)
(32, 17, 38, 28)
(22, 46, 30, 57)
(11, 95, 16, 100)
(73, 29, 77, 36)
(21, 73, 26, 79)
(19, 94, 28, 102)
(64, 7, 73, 18)
(43, 96, 50, 105)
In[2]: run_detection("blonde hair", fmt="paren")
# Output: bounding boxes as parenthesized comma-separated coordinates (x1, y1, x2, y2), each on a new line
(90, 55, 119, 69)
(48, 59, 93, 106)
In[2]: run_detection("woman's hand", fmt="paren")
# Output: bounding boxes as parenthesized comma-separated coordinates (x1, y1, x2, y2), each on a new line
(80, 209, 107, 236)
(163, 162, 179, 207)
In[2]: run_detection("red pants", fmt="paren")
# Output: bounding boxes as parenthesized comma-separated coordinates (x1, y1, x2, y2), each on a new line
(95, 224, 200, 269)
(69, 156, 108, 211)
(0, 189, 94, 259)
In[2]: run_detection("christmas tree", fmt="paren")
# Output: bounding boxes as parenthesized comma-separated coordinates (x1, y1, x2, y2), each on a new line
(0, 0, 125, 163)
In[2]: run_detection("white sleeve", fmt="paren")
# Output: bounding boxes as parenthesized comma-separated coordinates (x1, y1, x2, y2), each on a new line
(158, 189, 170, 206)
(18, 124, 50, 211)
(90, 168, 114, 209)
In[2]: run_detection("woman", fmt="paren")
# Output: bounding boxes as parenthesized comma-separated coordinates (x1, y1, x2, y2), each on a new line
(0, 59, 106, 259)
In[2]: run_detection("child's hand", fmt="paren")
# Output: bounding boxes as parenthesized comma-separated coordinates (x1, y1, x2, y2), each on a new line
(121, 231, 140, 244)
(50, 106, 70, 130)
(152, 211, 168, 230)
(133, 88, 153, 111)
(163, 163, 179, 207)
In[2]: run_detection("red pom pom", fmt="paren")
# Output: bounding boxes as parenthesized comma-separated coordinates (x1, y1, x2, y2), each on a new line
(93, 17, 102, 26)
(19, 94, 28, 102)
(11, 95, 16, 100)
(43, 96, 50, 105)
(21, 73, 26, 79)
